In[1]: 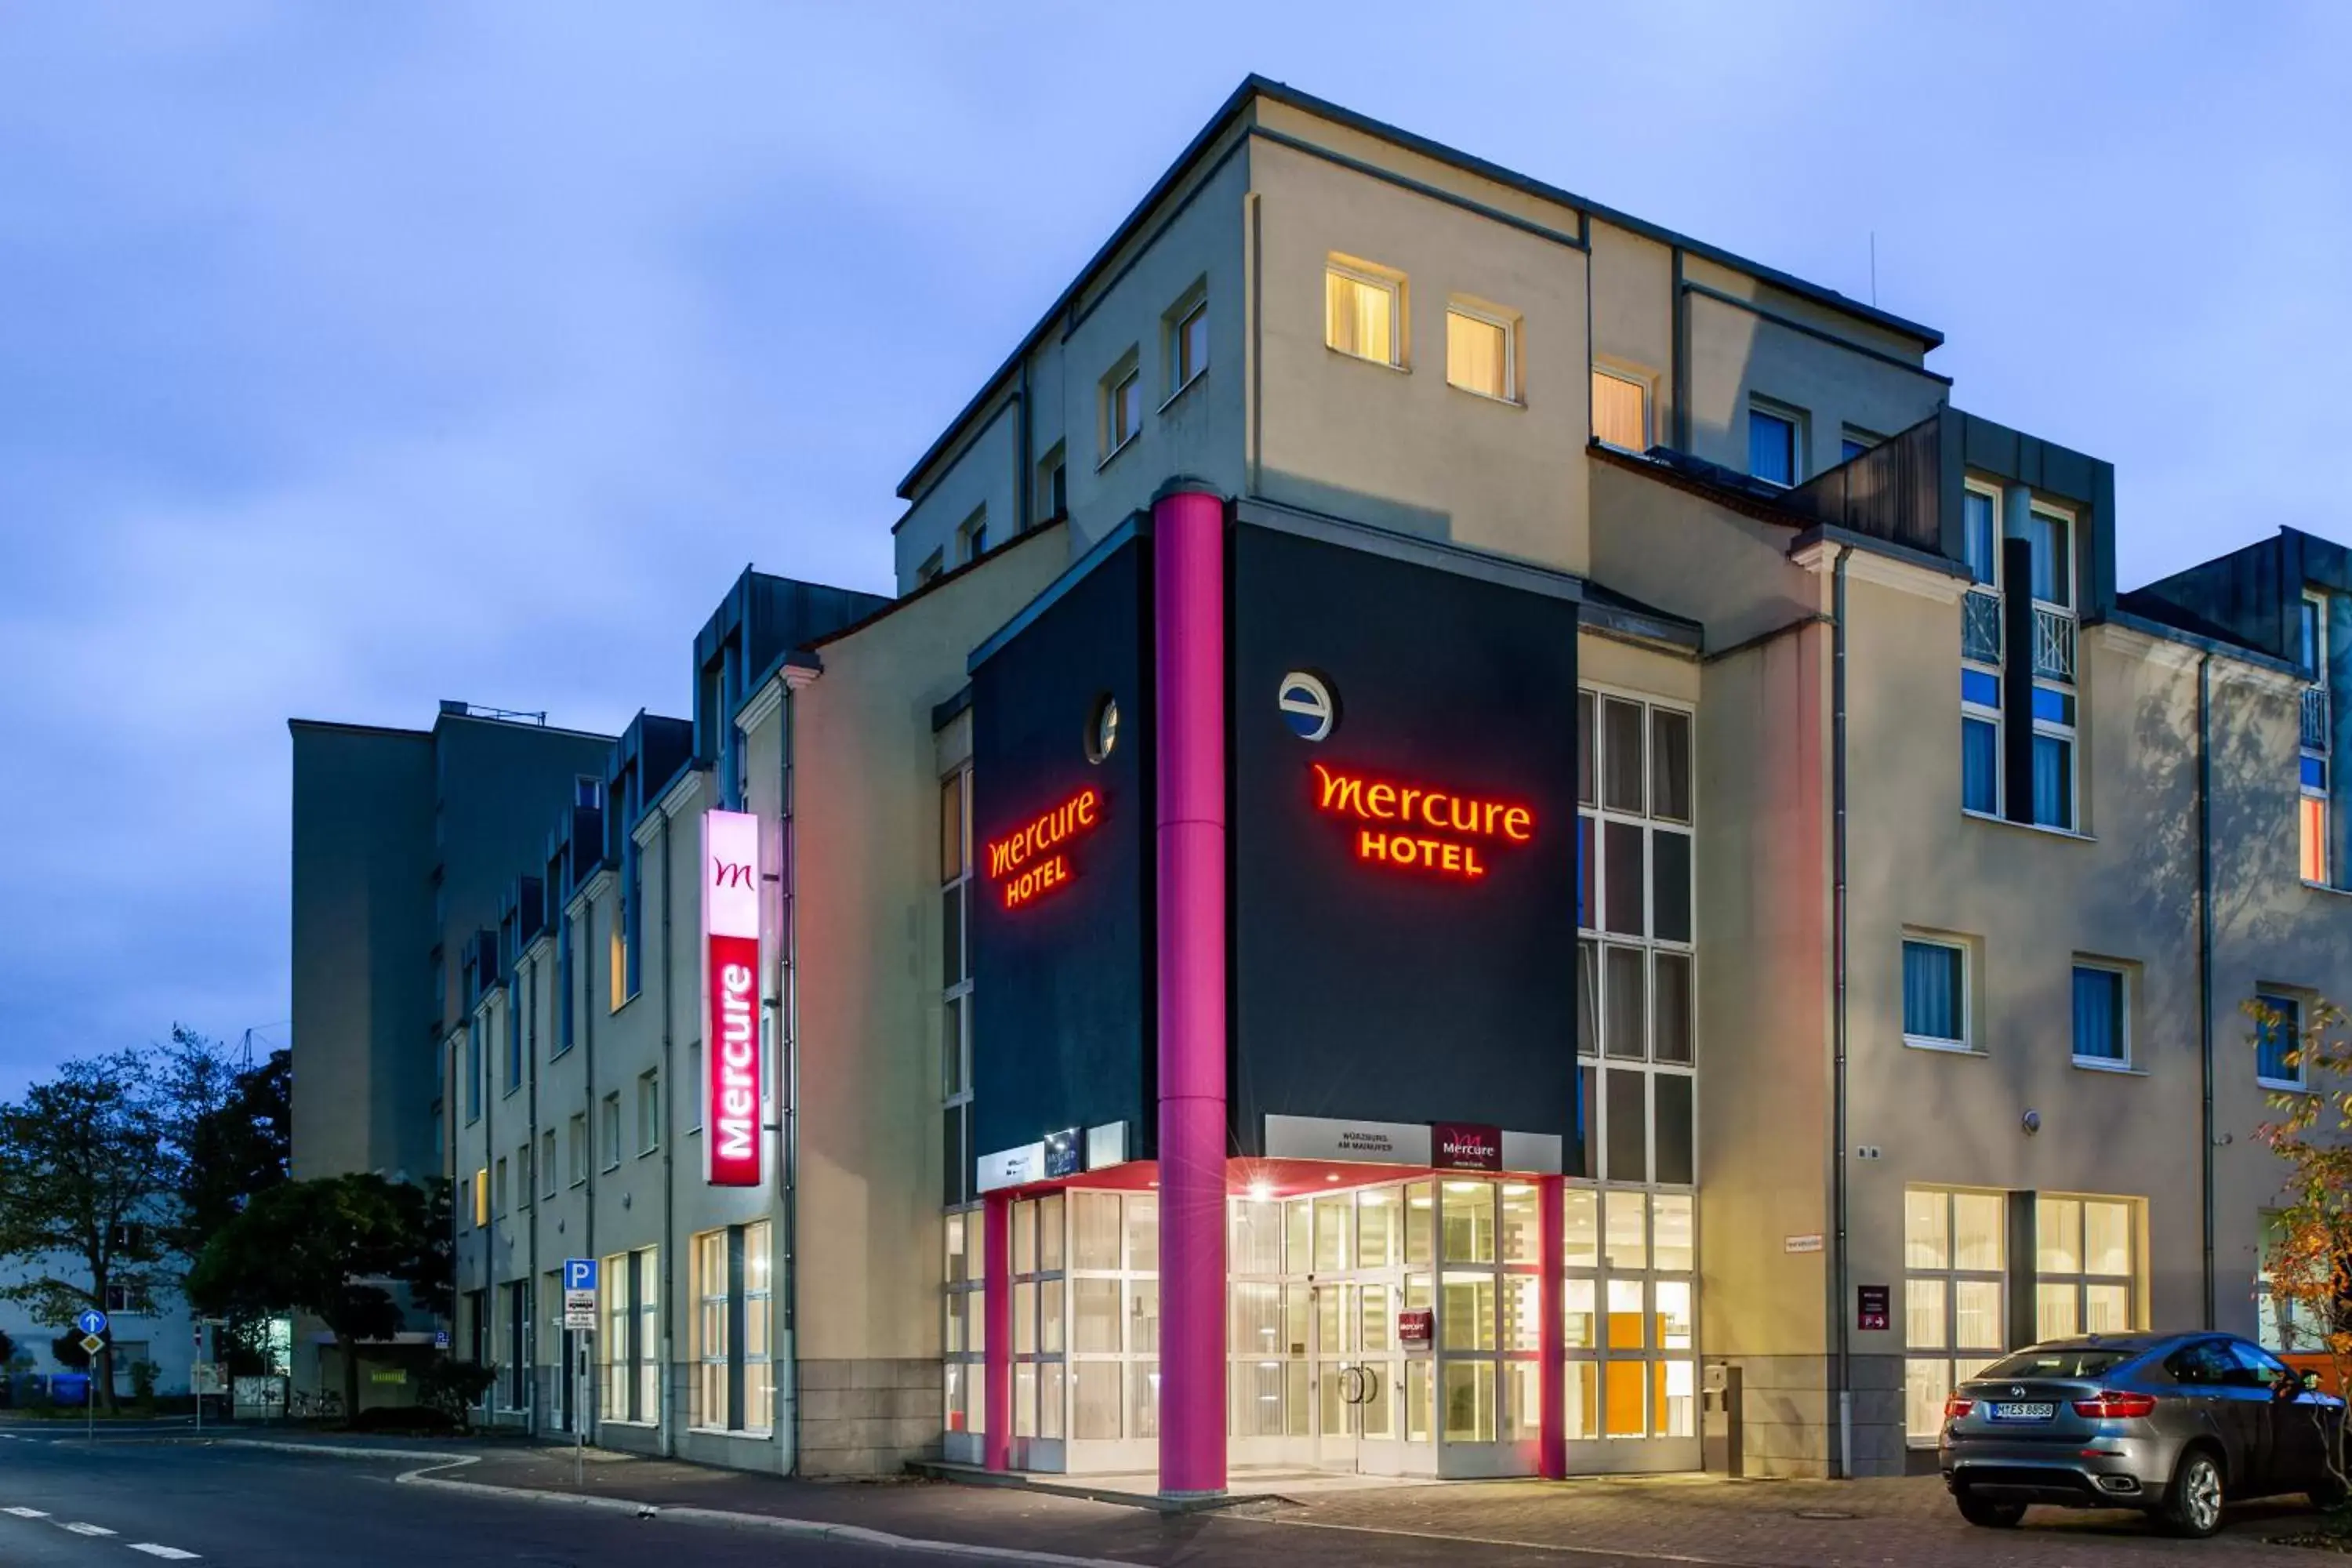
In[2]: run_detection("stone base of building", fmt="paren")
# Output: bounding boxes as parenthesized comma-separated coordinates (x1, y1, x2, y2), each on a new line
(799, 1357, 942, 1477)
(1716, 1354, 1907, 1478)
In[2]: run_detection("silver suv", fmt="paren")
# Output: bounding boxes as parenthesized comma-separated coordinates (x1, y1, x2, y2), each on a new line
(1939, 1332, 2345, 1537)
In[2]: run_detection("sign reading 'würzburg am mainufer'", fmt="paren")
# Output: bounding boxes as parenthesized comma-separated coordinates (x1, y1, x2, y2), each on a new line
(702, 809, 761, 1187)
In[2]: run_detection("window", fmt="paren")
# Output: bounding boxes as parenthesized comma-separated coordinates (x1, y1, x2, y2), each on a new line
(1904, 1188, 2006, 1443)
(568, 1112, 589, 1186)
(2257, 993, 2306, 1089)
(1841, 428, 1882, 464)
(575, 775, 602, 810)
(2259, 1211, 2318, 1352)
(2071, 964, 2128, 1068)
(1962, 488, 1999, 588)
(1592, 368, 1648, 452)
(1560, 1187, 1696, 1441)
(941, 767, 975, 1208)
(601, 1247, 659, 1423)
(103, 1283, 154, 1315)
(956, 507, 988, 565)
(1961, 669, 2001, 817)
(2028, 510, 2073, 608)
(518, 1142, 534, 1208)
(2302, 592, 2329, 886)
(1036, 444, 1067, 524)
(600, 1092, 622, 1171)
(1444, 302, 1515, 401)
(1102, 362, 1141, 459)
(493, 1156, 509, 1218)
(2031, 684, 2077, 831)
(637, 1069, 662, 1155)
(1574, 693, 1697, 1187)
(1901, 938, 1968, 1051)
(2034, 1196, 2137, 1340)
(1325, 256, 1403, 367)
(1170, 295, 1208, 394)
(464, 1018, 481, 1124)
(943, 1209, 986, 1437)
(1747, 402, 1800, 486)
(608, 890, 630, 1013)
(916, 549, 944, 586)
(688, 1040, 702, 1132)
(472, 1167, 488, 1228)
(692, 1221, 773, 1433)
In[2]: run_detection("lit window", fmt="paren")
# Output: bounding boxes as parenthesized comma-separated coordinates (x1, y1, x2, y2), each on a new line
(2071, 964, 2128, 1067)
(472, 1167, 489, 1227)
(1173, 298, 1208, 391)
(2257, 993, 2305, 1088)
(2034, 1196, 2138, 1340)
(1592, 369, 1647, 451)
(1902, 1187, 2005, 1444)
(2303, 790, 2329, 886)
(1444, 303, 1514, 401)
(1901, 937, 1968, 1050)
(1748, 403, 1799, 486)
(1325, 257, 1402, 366)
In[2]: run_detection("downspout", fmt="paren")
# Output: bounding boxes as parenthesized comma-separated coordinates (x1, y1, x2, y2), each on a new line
(583, 899, 597, 1437)
(525, 953, 539, 1435)
(2198, 653, 2216, 1327)
(1014, 367, 1031, 537)
(1831, 544, 1853, 1478)
(779, 680, 804, 1474)
(659, 813, 678, 1454)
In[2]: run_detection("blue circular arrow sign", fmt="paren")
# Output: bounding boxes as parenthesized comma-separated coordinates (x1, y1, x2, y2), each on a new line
(74, 1308, 108, 1337)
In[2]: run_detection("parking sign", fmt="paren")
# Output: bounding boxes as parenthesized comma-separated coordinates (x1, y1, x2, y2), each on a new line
(562, 1258, 598, 1331)
(564, 1258, 597, 1293)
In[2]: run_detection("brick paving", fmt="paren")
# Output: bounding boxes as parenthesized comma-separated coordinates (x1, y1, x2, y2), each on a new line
(194, 1432, 2341, 1565)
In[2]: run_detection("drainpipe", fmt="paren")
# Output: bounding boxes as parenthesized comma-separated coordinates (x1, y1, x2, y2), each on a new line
(659, 813, 678, 1454)
(1014, 366, 1031, 537)
(2198, 653, 2216, 1328)
(526, 953, 539, 1433)
(779, 677, 805, 1474)
(1831, 544, 1853, 1479)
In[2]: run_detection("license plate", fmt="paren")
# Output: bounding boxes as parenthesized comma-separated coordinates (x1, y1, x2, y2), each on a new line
(1989, 1401, 2057, 1422)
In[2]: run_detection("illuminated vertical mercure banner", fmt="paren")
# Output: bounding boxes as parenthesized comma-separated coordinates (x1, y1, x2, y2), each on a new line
(702, 809, 762, 1186)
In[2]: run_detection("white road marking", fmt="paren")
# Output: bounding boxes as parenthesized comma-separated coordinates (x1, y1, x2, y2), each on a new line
(61, 1522, 117, 1535)
(3, 1507, 49, 1517)
(129, 1548, 201, 1560)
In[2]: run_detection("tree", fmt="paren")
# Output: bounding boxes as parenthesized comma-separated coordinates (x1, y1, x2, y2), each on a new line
(187, 1174, 444, 1421)
(0, 1053, 171, 1411)
(2250, 993, 2352, 1492)
(160, 1030, 291, 1257)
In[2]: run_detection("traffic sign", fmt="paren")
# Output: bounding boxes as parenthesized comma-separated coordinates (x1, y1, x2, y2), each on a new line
(562, 1256, 598, 1330)
(78, 1334, 106, 1356)
(74, 1308, 107, 1337)
(563, 1258, 597, 1292)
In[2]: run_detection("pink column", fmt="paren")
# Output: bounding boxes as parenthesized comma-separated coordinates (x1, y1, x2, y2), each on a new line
(1538, 1174, 1566, 1479)
(1152, 481, 1229, 1497)
(983, 1190, 1013, 1472)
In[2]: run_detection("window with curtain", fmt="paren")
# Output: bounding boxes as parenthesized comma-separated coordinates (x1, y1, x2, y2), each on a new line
(2031, 685, 2076, 831)
(1901, 938, 1966, 1047)
(1592, 369, 1647, 451)
(1747, 405, 1798, 486)
(1962, 490, 1998, 587)
(1962, 669, 2000, 817)
(2029, 510, 2073, 607)
(2257, 993, 2305, 1087)
(1904, 1187, 2005, 1443)
(2034, 1196, 2137, 1339)
(2071, 964, 2126, 1065)
(1444, 305, 1512, 401)
(1325, 260, 1401, 366)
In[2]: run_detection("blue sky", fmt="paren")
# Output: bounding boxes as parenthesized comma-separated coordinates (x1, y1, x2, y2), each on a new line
(2, 2, 2346, 1094)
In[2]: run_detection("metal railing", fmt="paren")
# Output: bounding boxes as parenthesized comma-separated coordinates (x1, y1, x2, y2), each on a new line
(2305, 684, 2330, 753)
(1962, 590, 2002, 666)
(2033, 605, 2077, 684)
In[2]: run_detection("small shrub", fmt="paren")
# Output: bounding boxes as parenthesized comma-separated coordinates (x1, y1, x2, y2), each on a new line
(416, 1359, 499, 1429)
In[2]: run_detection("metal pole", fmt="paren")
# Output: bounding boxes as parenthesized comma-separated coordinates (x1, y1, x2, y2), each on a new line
(575, 1330, 588, 1486)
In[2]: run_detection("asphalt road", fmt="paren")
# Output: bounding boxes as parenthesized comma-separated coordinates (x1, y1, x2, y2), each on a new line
(0, 1433, 970, 1566)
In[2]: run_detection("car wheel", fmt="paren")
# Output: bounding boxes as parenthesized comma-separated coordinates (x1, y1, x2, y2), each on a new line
(2158, 1449, 2227, 1538)
(1955, 1490, 2026, 1529)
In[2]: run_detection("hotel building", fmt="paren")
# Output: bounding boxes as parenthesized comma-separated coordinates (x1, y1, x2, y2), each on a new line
(294, 78, 2352, 1486)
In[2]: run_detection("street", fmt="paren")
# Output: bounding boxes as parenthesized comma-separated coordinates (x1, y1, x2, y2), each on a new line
(0, 1435, 949, 1567)
(0, 1428, 2339, 1567)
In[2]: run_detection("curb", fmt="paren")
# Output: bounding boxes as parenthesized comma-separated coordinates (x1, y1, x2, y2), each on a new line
(211, 1439, 1133, 1566)
(908, 1459, 1277, 1515)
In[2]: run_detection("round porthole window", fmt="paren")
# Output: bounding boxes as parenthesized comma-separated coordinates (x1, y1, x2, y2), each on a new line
(1277, 670, 1337, 742)
(1086, 695, 1120, 763)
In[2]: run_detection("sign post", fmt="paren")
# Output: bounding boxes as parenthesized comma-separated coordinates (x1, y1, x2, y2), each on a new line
(74, 1309, 107, 1443)
(563, 1260, 598, 1486)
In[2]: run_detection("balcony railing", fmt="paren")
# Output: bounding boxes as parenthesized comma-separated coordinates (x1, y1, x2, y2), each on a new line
(1962, 590, 2002, 666)
(2033, 605, 2077, 684)
(2306, 684, 2331, 753)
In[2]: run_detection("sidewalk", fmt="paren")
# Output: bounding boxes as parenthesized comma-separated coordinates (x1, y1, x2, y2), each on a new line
(281, 1439, 2332, 1567)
